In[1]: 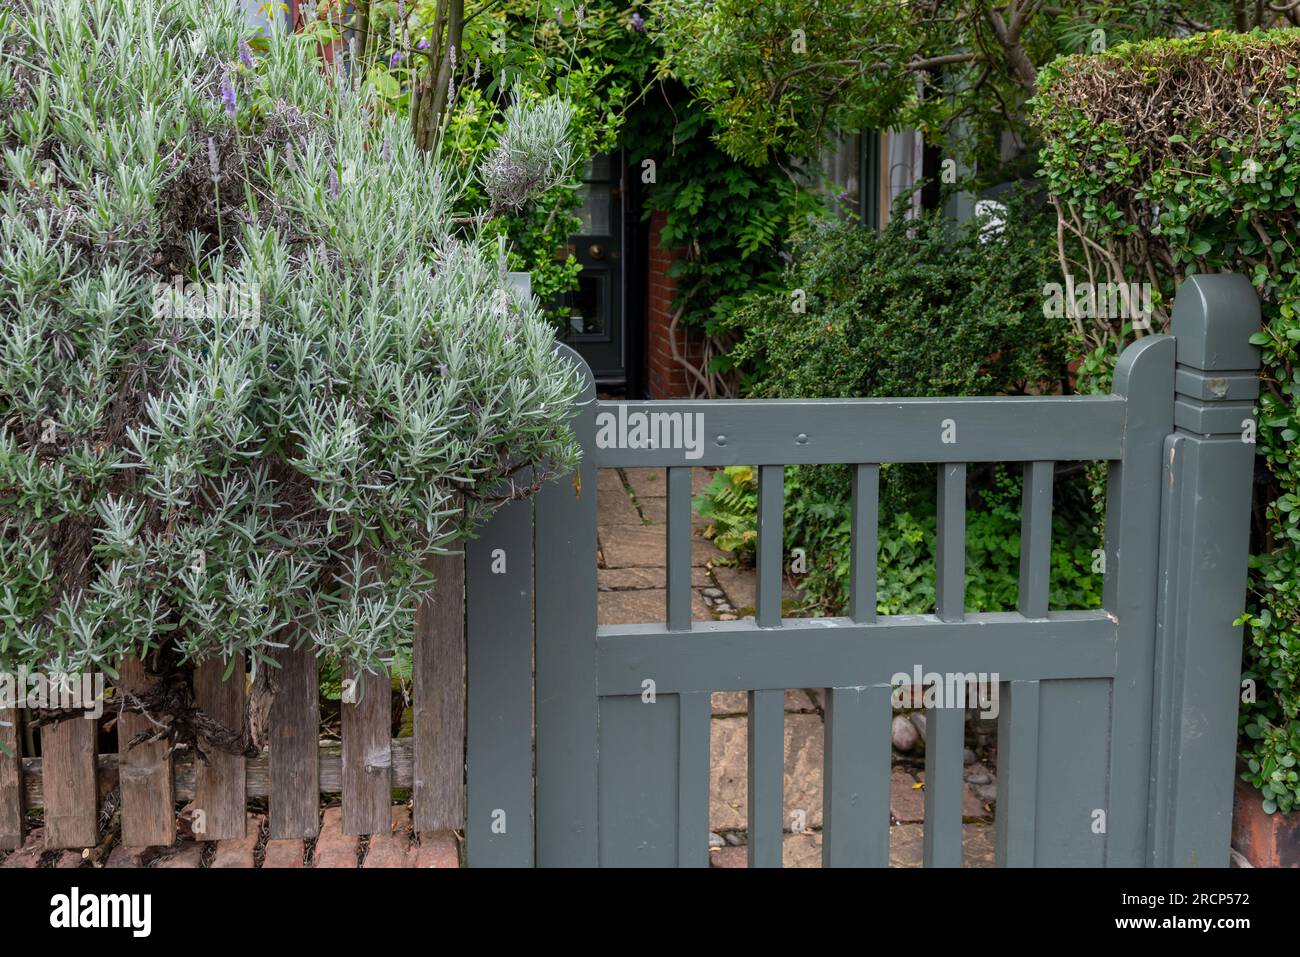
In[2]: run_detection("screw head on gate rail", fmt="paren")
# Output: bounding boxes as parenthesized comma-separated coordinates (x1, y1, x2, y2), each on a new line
(795, 433, 809, 445)
(715, 434, 727, 446)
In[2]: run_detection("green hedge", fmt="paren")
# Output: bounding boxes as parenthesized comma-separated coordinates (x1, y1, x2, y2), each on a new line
(1034, 28, 1300, 813)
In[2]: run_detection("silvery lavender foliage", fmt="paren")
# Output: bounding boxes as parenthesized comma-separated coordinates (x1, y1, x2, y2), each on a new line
(0, 0, 582, 680)
(482, 91, 576, 214)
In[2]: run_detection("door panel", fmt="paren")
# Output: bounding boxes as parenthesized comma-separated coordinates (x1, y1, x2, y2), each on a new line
(559, 154, 624, 382)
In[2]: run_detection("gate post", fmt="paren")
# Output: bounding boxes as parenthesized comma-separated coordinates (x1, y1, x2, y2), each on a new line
(1150, 274, 1261, 867)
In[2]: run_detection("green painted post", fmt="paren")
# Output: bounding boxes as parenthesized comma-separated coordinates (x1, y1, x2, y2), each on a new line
(1150, 274, 1261, 867)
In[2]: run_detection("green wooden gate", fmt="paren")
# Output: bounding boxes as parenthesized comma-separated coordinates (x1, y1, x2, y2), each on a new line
(464, 274, 1261, 868)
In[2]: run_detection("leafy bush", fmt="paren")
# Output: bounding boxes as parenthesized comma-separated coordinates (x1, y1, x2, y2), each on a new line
(728, 194, 1068, 404)
(696, 198, 1100, 612)
(1034, 28, 1300, 811)
(0, 0, 581, 718)
(695, 464, 1102, 616)
(696, 462, 1102, 613)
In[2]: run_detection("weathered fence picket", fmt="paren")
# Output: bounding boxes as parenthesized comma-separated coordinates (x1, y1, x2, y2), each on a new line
(193, 656, 248, 842)
(0, 709, 23, 849)
(413, 551, 466, 833)
(269, 638, 320, 840)
(117, 657, 175, 848)
(40, 717, 97, 849)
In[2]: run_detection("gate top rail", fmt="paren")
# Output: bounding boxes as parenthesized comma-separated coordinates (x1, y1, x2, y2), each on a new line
(589, 394, 1125, 466)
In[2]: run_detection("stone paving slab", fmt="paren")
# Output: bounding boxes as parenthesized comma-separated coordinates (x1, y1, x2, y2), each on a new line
(598, 588, 712, 626)
(709, 713, 825, 833)
(622, 467, 667, 499)
(600, 524, 727, 569)
(599, 484, 643, 526)
(889, 823, 996, 868)
(597, 469, 626, 495)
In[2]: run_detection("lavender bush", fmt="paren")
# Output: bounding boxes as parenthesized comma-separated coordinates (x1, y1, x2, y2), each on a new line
(0, 0, 581, 711)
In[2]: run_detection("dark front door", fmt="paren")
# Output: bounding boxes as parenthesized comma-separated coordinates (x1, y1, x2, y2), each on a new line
(559, 153, 624, 384)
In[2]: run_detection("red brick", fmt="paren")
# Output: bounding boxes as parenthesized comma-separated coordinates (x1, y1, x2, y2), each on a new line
(363, 807, 415, 868)
(709, 846, 747, 868)
(1232, 776, 1300, 867)
(312, 807, 357, 868)
(899, 771, 993, 823)
(262, 838, 305, 868)
(414, 831, 460, 869)
(210, 812, 261, 868)
(0, 829, 45, 868)
(891, 770, 925, 823)
(106, 844, 144, 869)
(156, 843, 204, 868)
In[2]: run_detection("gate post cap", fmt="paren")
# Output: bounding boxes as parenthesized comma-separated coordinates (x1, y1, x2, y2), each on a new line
(1172, 273, 1261, 372)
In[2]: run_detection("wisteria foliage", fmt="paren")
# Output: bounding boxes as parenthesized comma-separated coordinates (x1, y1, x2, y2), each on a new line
(0, 0, 583, 679)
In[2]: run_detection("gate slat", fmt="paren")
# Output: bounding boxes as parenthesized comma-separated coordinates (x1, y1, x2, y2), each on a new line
(822, 684, 891, 867)
(534, 346, 599, 866)
(342, 660, 392, 835)
(849, 464, 880, 623)
(413, 551, 465, 832)
(193, 655, 247, 841)
(922, 705, 964, 867)
(117, 657, 175, 847)
(995, 679, 1040, 866)
(0, 708, 24, 849)
(1104, 334, 1175, 865)
(666, 467, 693, 631)
(746, 689, 784, 867)
(677, 691, 710, 867)
(936, 463, 966, 622)
(269, 637, 319, 839)
(41, 714, 98, 849)
(756, 466, 784, 627)
(1018, 462, 1054, 618)
(1034, 678, 1108, 865)
(466, 497, 534, 867)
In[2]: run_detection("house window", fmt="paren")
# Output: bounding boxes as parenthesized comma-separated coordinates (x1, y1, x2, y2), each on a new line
(818, 132, 886, 230)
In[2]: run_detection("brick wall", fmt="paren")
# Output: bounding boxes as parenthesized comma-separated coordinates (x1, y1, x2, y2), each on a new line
(646, 210, 704, 399)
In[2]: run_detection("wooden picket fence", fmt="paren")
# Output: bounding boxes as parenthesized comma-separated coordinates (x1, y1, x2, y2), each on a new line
(0, 553, 466, 851)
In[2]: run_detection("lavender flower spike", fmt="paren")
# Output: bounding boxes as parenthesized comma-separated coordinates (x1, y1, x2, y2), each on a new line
(238, 38, 254, 70)
(220, 68, 237, 117)
(389, 50, 403, 69)
(631, 12, 646, 33)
